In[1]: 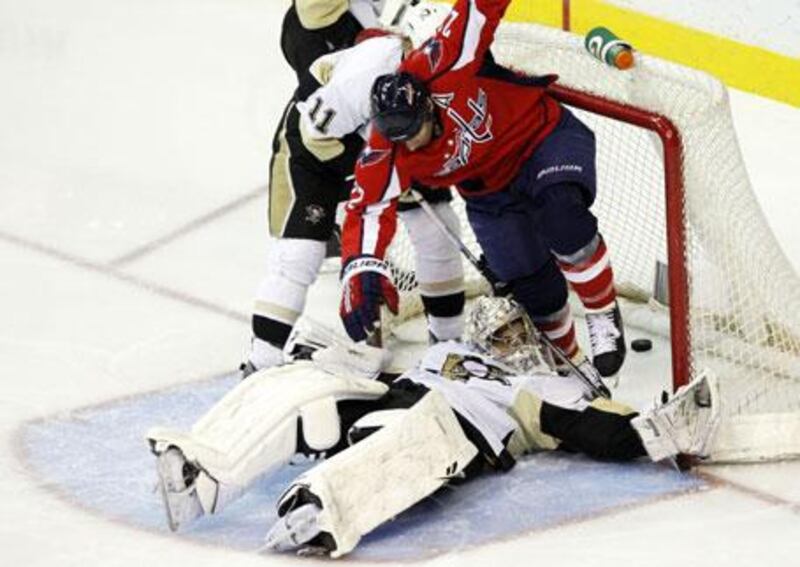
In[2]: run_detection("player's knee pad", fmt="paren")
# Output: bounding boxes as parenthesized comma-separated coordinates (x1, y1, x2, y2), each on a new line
(254, 238, 327, 328)
(511, 258, 569, 318)
(535, 183, 599, 256)
(399, 204, 465, 297)
(274, 390, 479, 557)
(147, 361, 388, 521)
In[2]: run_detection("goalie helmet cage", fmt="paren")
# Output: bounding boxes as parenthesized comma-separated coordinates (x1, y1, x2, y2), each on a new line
(384, 23, 800, 463)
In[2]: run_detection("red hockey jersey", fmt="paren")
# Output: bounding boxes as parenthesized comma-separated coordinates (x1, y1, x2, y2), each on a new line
(342, 0, 562, 262)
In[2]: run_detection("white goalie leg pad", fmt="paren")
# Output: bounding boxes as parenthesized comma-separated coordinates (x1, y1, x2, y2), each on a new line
(346, 408, 407, 445)
(631, 370, 721, 462)
(253, 238, 326, 328)
(271, 390, 478, 558)
(147, 362, 388, 524)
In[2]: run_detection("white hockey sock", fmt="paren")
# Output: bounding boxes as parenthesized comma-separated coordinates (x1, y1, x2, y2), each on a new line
(427, 313, 464, 341)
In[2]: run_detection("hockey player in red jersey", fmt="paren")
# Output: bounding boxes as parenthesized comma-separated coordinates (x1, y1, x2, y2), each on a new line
(243, 1, 466, 374)
(340, 0, 626, 379)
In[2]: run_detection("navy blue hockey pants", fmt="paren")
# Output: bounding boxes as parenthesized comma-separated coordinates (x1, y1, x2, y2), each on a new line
(464, 108, 599, 317)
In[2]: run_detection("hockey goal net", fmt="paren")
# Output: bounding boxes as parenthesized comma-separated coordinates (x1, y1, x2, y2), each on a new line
(385, 22, 800, 462)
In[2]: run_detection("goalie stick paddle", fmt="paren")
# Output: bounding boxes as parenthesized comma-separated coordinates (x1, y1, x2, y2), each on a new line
(409, 189, 610, 399)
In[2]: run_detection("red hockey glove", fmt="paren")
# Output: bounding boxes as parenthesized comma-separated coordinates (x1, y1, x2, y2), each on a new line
(340, 256, 399, 342)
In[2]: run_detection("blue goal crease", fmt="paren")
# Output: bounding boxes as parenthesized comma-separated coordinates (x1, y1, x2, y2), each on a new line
(18, 374, 707, 562)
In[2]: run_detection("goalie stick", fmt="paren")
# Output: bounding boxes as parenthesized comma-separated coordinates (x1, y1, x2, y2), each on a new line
(409, 189, 611, 399)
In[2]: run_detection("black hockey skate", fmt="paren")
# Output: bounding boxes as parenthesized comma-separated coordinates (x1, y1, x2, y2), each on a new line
(585, 301, 626, 378)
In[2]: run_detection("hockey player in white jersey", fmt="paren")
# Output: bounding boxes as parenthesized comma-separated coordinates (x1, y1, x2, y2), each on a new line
(280, 0, 389, 82)
(246, 1, 463, 373)
(147, 296, 719, 557)
(280, 1, 443, 81)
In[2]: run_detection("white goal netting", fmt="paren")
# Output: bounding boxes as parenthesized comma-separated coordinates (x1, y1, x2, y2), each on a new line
(386, 22, 800, 462)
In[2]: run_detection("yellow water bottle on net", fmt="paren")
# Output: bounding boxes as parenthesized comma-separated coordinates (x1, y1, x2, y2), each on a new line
(585, 26, 635, 70)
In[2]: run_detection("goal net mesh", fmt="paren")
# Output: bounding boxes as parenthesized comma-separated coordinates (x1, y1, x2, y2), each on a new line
(385, 22, 800, 462)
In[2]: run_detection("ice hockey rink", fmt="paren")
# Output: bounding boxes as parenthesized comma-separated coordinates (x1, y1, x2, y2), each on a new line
(1, 1, 799, 565)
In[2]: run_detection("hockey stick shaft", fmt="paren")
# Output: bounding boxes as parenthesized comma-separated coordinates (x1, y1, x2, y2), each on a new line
(408, 191, 491, 281)
(409, 189, 609, 399)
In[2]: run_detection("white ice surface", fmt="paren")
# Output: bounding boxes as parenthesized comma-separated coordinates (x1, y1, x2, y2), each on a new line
(0, 0, 798, 565)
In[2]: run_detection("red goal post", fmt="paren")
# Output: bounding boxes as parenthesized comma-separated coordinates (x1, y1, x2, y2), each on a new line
(498, 23, 800, 462)
(547, 83, 690, 394)
(386, 22, 800, 462)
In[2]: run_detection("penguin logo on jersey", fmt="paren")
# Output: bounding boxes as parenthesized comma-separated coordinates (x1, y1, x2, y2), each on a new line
(441, 353, 511, 385)
(304, 204, 326, 225)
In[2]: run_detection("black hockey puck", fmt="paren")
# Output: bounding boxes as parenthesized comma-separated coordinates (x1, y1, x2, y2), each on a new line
(631, 338, 653, 352)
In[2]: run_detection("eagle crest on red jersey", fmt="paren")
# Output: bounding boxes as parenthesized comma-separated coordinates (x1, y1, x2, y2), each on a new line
(423, 38, 444, 72)
(358, 147, 391, 167)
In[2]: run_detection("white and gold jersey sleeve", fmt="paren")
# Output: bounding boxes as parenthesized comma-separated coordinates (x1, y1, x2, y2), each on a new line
(400, 341, 592, 457)
(297, 35, 405, 143)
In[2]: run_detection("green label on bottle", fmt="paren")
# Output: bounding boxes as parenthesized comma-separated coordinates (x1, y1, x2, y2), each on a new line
(585, 26, 632, 66)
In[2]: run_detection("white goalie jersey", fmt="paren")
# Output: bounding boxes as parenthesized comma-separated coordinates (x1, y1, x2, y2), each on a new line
(401, 341, 594, 458)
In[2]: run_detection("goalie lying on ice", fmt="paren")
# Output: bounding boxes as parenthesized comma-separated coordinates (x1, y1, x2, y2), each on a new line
(146, 296, 720, 558)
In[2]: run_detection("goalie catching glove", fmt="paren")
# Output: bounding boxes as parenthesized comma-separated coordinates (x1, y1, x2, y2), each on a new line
(631, 370, 721, 461)
(340, 255, 399, 342)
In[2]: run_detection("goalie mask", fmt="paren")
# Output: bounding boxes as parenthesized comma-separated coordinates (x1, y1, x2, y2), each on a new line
(465, 297, 549, 374)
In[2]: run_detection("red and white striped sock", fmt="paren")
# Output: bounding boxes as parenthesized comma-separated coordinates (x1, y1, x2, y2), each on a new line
(532, 304, 582, 362)
(557, 236, 617, 311)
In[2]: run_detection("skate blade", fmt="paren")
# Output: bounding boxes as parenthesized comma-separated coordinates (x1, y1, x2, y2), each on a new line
(261, 503, 323, 554)
(155, 452, 204, 532)
(156, 474, 180, 532)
